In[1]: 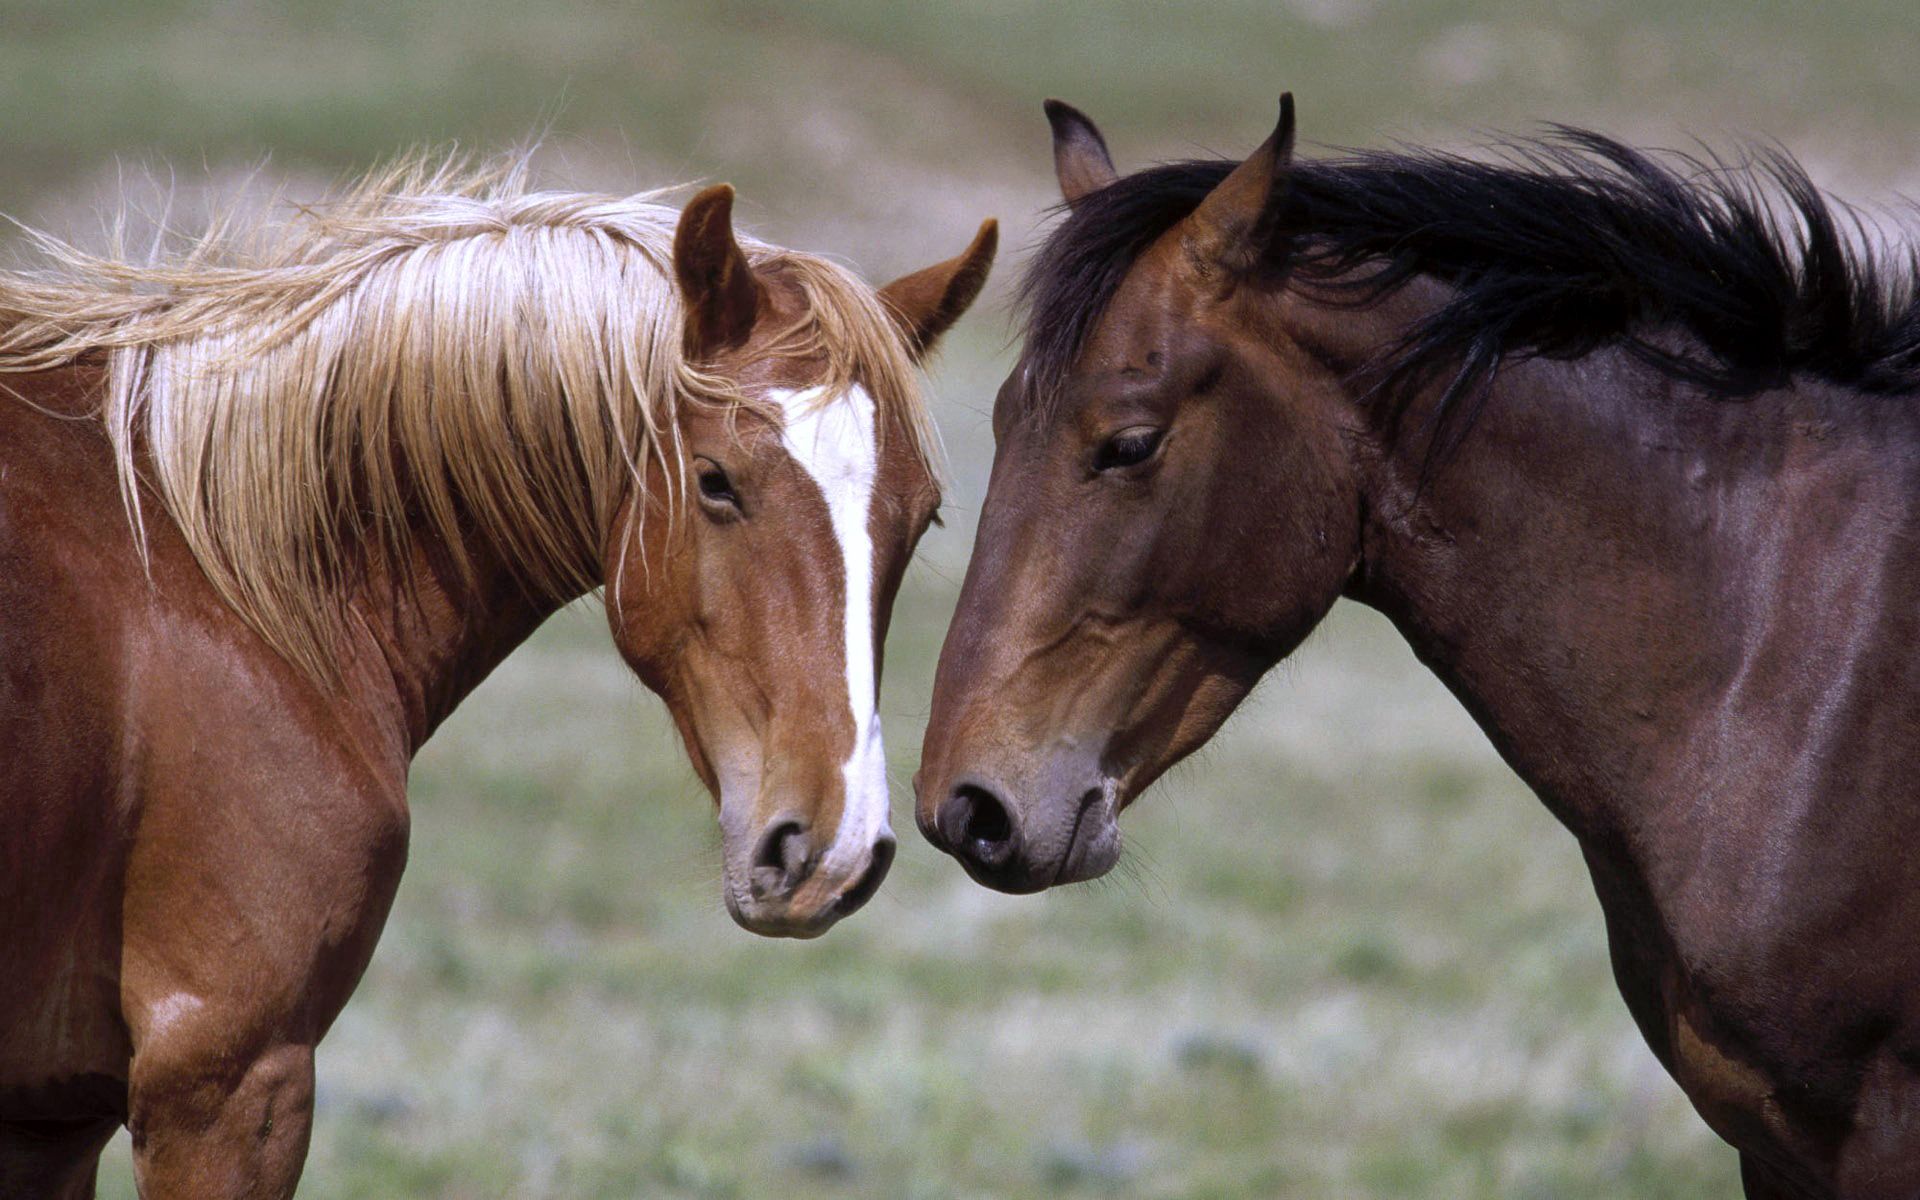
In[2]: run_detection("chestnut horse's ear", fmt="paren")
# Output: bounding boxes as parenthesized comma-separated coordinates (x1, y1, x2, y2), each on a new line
(878, 219, 999, 361)
(1182, 93, 1297, 284)
(1045, 99, 1118, 208)
(673, 184, 765, 358)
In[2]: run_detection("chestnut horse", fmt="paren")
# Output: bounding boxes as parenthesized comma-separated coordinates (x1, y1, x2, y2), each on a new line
(918, 96, 1920, 1198)
(0, 159, 994, 1197)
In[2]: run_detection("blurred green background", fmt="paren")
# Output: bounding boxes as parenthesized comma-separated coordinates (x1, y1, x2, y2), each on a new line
(11, 1, 1915, 1195)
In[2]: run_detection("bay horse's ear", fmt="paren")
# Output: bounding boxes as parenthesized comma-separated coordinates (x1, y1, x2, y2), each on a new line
(878, 219, 999, 361)
(673, 183, 765, 358)
(1045, 99, 1118, 208)
(1182, 93, 1297, 284)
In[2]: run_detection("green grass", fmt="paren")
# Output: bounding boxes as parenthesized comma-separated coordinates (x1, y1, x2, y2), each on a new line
(22, 0, 1915, 1194)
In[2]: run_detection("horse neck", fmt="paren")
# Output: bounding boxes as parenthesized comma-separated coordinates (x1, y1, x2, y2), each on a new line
(345, 517, 586, 754)
(1338, 312, 1891, 838)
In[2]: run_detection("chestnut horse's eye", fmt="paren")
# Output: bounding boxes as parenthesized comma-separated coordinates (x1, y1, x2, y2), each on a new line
(1094, 426, 1164, 472)
(695, 460, 740, 513)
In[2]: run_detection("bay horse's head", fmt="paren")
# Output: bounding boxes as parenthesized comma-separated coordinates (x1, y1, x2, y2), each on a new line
(918, 98, 1362, 892)
(612, 186, 995, 935)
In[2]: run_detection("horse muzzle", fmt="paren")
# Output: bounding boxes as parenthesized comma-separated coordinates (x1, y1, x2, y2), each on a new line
(915, 761, 1122, 894)
(722, 815, 896, 937)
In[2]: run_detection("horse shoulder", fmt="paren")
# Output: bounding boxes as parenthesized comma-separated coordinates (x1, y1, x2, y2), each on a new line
(0, 369, 151, 1106)
(114, 571, 415, 1040)
(1, 369, 415, 1101)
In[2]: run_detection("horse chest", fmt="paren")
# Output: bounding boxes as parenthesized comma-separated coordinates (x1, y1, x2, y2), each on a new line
(1670, 1008, 1797, 1153)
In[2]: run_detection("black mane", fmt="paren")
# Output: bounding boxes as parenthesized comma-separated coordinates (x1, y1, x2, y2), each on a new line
(1019, 130, 1920, 450)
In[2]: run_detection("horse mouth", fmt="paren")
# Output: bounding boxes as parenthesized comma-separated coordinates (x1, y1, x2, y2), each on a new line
(1053, 786, 1121, 887)
(833, 837, 895, 915)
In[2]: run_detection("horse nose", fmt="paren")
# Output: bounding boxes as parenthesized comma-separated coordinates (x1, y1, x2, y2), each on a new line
(748, 819, 814, 900)
(938, 781, 1022, 876)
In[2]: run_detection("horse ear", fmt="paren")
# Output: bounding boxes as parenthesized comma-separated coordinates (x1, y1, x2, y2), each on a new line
(1182, 93, 1297, 284)
(673, 184, 765, 358)
(878, 219, 999, 361)
(1045, 99, 1118, 208)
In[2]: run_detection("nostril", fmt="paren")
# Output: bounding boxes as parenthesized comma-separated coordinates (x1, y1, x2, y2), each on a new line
(750, 820, 812, 899)
(949, 783, 1016, 865)
(957, 785, 1012, 843)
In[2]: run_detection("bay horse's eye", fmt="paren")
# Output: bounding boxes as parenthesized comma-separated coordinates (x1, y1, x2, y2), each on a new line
(1094, 426, 1164, 472)
(694, 459, 740, 513)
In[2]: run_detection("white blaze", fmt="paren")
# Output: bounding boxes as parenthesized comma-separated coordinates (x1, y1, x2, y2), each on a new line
(772, 385, 891, 871)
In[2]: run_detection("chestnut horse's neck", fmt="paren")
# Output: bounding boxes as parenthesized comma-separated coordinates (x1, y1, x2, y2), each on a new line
(18, 361, 585, 755)
(345, 532, 579, 753)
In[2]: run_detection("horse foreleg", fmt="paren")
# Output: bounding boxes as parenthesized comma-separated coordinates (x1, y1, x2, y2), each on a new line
(127, 1037, 314, 1200)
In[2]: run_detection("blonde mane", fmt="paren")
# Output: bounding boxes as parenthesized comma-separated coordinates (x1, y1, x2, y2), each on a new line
(0, 154, 937, 679)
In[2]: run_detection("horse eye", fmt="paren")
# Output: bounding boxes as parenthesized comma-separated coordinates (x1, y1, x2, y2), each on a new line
(695, 461, 739, 511)
(1094, 426, 1164, 472)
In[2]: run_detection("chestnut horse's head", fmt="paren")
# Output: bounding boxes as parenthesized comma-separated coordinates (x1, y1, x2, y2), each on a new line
(918, 97, 1362, 892)
(612, 186, 995, 935)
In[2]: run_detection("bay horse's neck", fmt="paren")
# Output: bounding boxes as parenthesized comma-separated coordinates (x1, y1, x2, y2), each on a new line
(1328, 292, 1919, 843)
(1348, 348, 1713, 835)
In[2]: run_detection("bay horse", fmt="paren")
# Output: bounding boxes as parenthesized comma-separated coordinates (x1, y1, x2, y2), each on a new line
(916, 95, 1920, 1198)
(0, 157, 995, 1197)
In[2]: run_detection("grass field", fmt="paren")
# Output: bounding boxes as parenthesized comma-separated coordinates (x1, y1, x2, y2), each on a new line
(9, 1, 1915, 1195)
